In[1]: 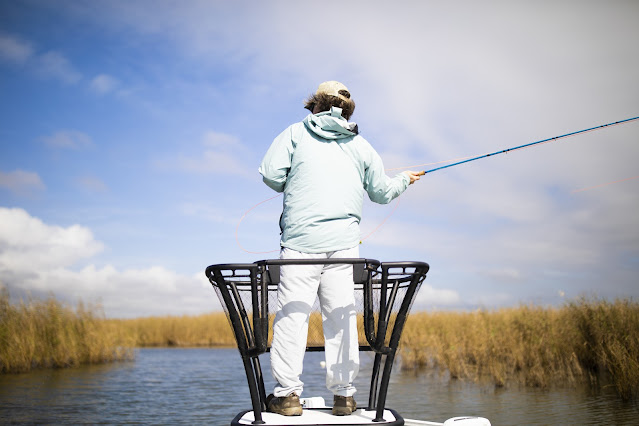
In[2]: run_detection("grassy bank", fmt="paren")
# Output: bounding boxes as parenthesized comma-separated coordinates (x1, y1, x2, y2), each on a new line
(3, 289, 637, 401)
(400, 298, 639, 400)
(110, 313, 235, 347)
(0, 288, 134, 373)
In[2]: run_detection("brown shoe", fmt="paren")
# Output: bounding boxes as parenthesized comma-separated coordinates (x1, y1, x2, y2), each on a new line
(332, 395, 356, 416)
(266, 393, 303, 416)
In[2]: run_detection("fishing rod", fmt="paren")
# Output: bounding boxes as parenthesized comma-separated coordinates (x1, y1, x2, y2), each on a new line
(415, 116, 639, 176)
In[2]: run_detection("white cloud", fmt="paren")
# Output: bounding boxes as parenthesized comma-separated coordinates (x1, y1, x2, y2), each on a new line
(179, 203, 237, 224)
(177, 150, 247, 176)
(413, 283, 461, 308)
(169, 130, 255, 177)
(480, 267, 522, 284)
(0, 33, 82, 84)
(0, 207, 103, 271)
(89, 73, 120, 95)
(0, 34, 34, 64)
(76, 176, 109, 193)
(0, 207, 220, 318)
(0, 169, 45, 195)
(203, 131, 241, 148)
(36, 50, 82, 84)
(41, 130, 93, 149)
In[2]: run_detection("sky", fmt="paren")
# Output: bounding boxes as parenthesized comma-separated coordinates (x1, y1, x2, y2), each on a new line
(1, 1, 638, 318)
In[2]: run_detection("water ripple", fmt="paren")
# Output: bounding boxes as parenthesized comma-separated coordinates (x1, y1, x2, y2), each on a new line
(0, 348, 637, 425)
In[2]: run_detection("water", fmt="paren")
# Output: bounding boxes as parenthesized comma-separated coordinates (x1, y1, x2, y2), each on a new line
(1, 348, 637, 425)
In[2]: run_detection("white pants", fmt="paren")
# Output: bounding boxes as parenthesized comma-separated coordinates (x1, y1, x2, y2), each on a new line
(270, 246, 360, 398)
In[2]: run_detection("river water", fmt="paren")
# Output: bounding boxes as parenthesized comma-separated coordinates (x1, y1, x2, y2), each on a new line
(0, 348, 637, 425)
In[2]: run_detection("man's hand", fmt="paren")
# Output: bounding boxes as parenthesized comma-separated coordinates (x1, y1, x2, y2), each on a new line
(404, 170, 424, 185)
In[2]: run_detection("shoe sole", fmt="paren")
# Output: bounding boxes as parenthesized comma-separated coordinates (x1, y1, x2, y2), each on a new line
(332, 408, 354, 416)
(269, 406, 302, 416)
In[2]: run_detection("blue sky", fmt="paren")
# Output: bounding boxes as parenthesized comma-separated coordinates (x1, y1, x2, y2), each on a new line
(1, 1, 638, 318)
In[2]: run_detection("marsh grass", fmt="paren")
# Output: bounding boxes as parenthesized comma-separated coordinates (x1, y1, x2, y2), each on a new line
(113, 313, 235, 347)
(3, 288, 636, 401)
(400, 298, 639, 400)
(0, 288, 134, 374)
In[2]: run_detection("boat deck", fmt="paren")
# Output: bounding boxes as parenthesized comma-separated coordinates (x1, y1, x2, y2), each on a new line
(231, 407, 484, 426)
(232, 407, 403, 425)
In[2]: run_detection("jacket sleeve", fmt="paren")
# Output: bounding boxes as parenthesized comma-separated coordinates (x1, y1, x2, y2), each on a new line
(258, 125, 296, 193)
(362, 144, 410, 204)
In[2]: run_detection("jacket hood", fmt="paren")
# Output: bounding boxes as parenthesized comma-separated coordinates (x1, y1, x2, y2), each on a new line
(303, 107, 358, 140)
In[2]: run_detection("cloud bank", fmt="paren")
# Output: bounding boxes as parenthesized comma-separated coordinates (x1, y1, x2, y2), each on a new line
(0, 207, 218, 318)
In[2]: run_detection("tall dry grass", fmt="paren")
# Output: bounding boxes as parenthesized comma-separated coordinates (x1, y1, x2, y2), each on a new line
(113, 313, 235, 347)
(0, 287, 134, 374)
(4, 287, 636, 402)
(399, 298, 639, 400)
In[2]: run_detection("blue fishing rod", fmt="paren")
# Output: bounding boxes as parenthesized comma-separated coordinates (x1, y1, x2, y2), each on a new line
(417, 115, 639, 176)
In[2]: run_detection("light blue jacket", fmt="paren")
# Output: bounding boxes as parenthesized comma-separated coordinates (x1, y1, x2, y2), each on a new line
(259, 107, 410, 253)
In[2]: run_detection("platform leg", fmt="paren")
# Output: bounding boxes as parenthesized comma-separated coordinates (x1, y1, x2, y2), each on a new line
(368, 352, 382, 410)
(242, 356, 265, 425)
(374, 350, 396, 422)
(252, 355, 267, 411)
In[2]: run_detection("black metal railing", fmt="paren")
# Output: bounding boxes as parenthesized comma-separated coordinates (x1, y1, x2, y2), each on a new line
(205, 258, 429, 424)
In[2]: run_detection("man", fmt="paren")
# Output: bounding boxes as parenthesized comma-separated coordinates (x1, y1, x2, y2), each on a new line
(259, 81, 421, 416)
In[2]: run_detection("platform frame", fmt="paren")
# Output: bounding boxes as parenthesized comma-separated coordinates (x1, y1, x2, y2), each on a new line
(205, 258, 429, 425)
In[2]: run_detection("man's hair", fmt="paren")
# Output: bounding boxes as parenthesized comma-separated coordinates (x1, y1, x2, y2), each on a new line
(304, 91, 356, 120)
